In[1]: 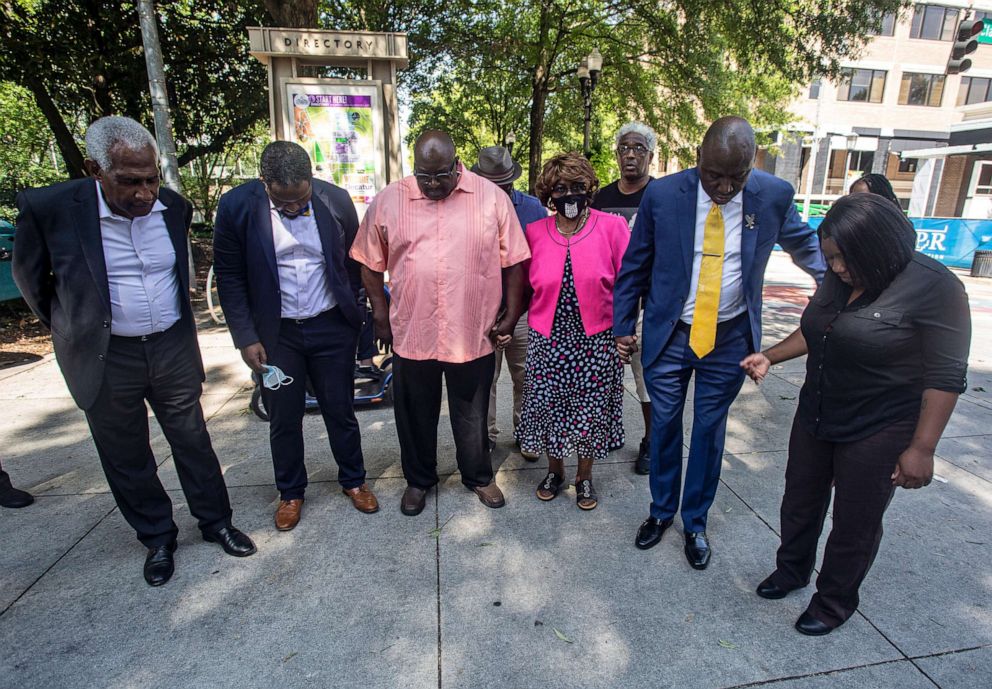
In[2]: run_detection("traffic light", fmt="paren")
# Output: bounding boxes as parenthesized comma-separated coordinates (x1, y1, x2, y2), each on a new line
(947, 18, 984, 75)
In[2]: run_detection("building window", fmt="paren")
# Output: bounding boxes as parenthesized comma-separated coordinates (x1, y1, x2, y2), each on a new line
(973, 162, 992, 196)
(808, 79, 821, 99)
(910, 5, 959, 41)
(869, 12, 897, 36)
(899, 72, 945, 106)
(899, 158, 919, 173)
(958, 77, 992, 106)
(837, 69, 887, 103)
(849, 150, 875, 175)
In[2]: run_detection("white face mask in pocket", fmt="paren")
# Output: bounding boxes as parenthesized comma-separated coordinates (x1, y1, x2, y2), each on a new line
(261, 365, 294, 390)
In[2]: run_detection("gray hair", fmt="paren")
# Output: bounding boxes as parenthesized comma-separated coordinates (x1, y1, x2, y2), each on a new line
(615, 122, 657, 152)
(259, 141, 313, 186)
(84, 116, 158, 171)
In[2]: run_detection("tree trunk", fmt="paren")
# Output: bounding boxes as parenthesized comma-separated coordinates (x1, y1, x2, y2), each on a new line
(24, 76, 85, 178)
(527, 87, 548, 195)
(262, 0, 319, 27)
(527, 1, 553, 194)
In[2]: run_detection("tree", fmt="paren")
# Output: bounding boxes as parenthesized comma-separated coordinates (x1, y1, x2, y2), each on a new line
(0, 1, 271, 176)
(180, 123, 268, 226)
(403, 0, 909, 191)
(0, 81, 66, 219)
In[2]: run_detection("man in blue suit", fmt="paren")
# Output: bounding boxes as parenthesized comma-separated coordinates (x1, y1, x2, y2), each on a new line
(614, 117, 824, 569)
(214, 141, 377, 532)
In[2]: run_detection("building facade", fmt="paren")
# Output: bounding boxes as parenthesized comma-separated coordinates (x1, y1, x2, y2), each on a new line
(761, 1, 992, 218)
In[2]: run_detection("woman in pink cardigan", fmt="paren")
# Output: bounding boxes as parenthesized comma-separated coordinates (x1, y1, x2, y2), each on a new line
(515, 153, 630, 510)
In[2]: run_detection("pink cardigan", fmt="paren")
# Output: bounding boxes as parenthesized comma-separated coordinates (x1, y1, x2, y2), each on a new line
(526, 209, 630, 337)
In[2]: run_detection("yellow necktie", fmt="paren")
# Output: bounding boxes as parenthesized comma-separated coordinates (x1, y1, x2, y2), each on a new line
(689, 204, 725, 358)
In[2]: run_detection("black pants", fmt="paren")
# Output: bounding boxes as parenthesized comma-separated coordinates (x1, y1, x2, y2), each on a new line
(393, 353, 495, 489)
(262, 308, 365, 500)
(770, 414, 916, 627)
(85, 324, 232, 548)
(0, 459, 12, 491)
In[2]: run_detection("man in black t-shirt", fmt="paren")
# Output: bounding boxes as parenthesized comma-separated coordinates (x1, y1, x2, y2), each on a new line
(592, 121, 657, 474)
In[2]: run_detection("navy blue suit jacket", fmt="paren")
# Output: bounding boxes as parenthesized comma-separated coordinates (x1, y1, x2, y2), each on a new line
(613, 168, 825, 368)
(213, 178, 363, 355)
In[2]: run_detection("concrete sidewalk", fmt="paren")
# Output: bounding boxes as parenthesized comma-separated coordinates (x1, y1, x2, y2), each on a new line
(1, 252, 990, 689)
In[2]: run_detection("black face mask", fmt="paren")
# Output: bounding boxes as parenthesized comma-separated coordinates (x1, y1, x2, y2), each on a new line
(551, 194, 588, 220)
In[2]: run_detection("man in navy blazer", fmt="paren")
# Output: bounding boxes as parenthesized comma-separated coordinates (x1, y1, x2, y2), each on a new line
(213, 141, 376, 531)
(614, 117, 825, 569)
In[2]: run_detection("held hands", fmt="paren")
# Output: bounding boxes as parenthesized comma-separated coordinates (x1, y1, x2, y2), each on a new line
(615, 335, 638, 364)
(892, 444, 934, 489)
(740, 352, 772, 384)
(241, 342, 268, 374)
(373, 313, 393, 353)
(489, 318, 512, 351)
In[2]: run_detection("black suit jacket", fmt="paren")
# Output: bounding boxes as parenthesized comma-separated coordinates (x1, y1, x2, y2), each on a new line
(212, 178, 363, 356)
(12, 178, 202, 411)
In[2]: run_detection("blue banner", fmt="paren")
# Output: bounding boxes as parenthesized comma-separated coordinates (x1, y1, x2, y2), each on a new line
(806, 217, 992, 269)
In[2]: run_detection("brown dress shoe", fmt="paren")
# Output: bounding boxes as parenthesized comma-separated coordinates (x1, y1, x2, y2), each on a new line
(401, 485, 427, 516)
(471, 482, 505, 509)
(274, 498, 304, 531)
(343, 483, 379, 513)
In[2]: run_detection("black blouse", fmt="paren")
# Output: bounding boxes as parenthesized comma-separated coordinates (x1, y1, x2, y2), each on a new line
(797, 252, 971, 443)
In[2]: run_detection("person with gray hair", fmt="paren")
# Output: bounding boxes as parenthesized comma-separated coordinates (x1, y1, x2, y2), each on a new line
(13, 115, 256, 587)
(592, 120, 658, 475)
(84, 115, 158, 172)
(214, 140, 377, 531)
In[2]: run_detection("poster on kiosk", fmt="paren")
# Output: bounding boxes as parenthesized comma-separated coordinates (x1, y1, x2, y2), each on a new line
(283, 81, 386, 220)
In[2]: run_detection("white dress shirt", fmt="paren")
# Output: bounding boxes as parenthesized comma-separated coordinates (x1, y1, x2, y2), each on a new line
(681, 181, 746, 324)
(97, 182, 181, 337)
(269, 202, 336, 319)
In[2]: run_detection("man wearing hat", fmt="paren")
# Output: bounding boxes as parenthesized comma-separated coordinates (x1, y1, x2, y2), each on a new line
(472, 146, 546, 452)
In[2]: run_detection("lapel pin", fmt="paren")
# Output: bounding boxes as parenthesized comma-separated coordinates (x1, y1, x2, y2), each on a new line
(744, 214, 756, 230)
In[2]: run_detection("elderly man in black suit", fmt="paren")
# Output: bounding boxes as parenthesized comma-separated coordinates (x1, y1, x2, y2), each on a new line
(213, 142, 376, 532)
(13, 116, 255, 586)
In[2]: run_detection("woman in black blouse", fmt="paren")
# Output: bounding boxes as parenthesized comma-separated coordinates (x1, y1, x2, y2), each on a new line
(740, 193, 971, 636)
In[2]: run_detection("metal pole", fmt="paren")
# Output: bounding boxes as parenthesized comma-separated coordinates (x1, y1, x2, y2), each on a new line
(801, 135, 819, 221)
(137, 0, 182, 194)
(137, 0, 194, 291)
(582, 83, 592, 158)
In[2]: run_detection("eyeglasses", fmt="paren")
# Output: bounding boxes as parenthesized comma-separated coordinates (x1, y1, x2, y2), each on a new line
(414, 161, 459, 185)
(617, 144, 650, 156)
(551, 182, 587, 196)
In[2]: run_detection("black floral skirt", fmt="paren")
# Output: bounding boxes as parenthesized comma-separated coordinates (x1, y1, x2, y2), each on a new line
(516, 255, 624, 461)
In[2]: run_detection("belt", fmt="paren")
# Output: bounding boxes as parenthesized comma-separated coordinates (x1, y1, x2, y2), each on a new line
(111, 322, 178, 342)
(282, 306, 337, 325)
(675, 311, 747, 335)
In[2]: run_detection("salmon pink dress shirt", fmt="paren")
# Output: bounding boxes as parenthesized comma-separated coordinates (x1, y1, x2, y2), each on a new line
(350, 166, 531, 363)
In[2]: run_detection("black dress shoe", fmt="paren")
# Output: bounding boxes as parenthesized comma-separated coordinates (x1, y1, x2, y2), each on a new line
(203, 526, 257, 557)
(635, 517, 674, 550)
(143, 542, 177, 587)
(795, 611, 834, 636)
(0, 485, 34, 509)
(684, 531, 711, 570)
(756, 575, 793, 600)
(634, 438, 650, 475)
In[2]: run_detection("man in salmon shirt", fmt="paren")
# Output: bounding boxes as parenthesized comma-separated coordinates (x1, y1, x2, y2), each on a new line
(350, 130, 531, 515)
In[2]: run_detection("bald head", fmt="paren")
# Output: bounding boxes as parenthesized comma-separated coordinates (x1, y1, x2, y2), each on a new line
(414, 130, 456, 167)
(701, 116, 756, 164)
(697, 116, 756, 205)
(413, 129, 460, 200)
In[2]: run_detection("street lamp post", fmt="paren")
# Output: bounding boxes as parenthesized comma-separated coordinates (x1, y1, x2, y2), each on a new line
(505, 131, 516, 155)
(578, 48, 602, 158)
